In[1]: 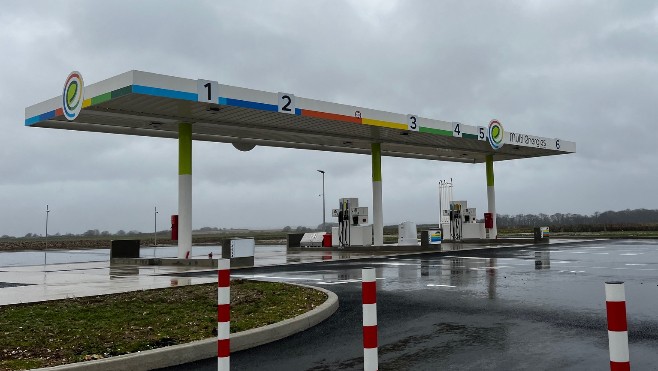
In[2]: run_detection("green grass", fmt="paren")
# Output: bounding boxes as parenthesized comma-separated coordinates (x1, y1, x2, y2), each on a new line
(0, 280, 327, 370)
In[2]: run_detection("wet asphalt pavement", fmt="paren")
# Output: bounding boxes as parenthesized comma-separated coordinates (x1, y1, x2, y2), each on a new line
(159, 240, 658, 370)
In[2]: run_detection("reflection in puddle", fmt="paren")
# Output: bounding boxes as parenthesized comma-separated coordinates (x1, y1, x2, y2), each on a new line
(535, 251, 550, 270)
(109, 266, 139, 279)
(487, 258, 496, 299)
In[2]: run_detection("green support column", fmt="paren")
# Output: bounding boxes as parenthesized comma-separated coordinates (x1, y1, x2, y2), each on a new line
(178, 123, 192, 258)
(372, 143, 383, 246)
(486, 154, 497, 238)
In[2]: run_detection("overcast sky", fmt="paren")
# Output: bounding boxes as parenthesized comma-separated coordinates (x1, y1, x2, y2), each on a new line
(1, 1, 657, 237)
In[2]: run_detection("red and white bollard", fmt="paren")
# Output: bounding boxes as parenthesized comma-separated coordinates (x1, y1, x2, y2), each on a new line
(362, 268, 378, 371)
(218, 259, 231, 371)
(605, 281, 630, 371)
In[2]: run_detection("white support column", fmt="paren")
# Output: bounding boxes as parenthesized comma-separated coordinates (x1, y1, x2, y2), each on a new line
(178, 123, 193, 259)
(372, 143, 383, 246)
(486, 154, 497, 238)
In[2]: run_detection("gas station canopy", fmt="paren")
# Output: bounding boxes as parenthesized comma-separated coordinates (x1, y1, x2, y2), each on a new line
(25, 70, 575, 163)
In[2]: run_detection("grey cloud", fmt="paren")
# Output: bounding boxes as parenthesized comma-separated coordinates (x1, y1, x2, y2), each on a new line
(1, 0, 657, 236)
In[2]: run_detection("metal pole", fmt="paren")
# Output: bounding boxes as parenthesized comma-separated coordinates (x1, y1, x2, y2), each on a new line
(154, 206, 158, 255)
(439, 181, 443, 227)
(45, 205, 49, 265)
(317, 170, 326, 231)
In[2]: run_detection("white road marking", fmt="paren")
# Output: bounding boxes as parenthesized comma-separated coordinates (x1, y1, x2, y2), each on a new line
(317, 280, 356, 285)
(232, 274, 323, 281)
(469, 266, 511, 271)
(316, 277, 385, 285)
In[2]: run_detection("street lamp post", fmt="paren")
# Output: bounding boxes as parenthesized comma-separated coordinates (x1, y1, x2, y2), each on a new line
(45, 205, 50, 265)
(154, 206, 158, 252)
(317, 170, 326, 231)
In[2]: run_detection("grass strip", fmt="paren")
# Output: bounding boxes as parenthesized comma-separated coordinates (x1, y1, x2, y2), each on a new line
(0, 280, 327, 370)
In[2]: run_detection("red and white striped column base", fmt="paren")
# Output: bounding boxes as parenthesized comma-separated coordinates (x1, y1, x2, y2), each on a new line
(362, 267, 378, 371)
(218, 258, 230, 371)
(605, 281, 630, 371)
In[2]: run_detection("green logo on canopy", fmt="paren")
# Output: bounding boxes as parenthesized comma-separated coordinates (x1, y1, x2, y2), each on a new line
(488, 120, 504, 150)
(62, 71, 84, 121)
(66, 81, 79, 109)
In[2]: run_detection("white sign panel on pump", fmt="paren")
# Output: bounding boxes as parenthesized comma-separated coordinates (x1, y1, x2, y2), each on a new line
(230, 238, 255, 258)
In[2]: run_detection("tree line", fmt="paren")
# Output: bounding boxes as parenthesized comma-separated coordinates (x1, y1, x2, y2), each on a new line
(495, 208, 658, 232)
(4, 208, 658, 239)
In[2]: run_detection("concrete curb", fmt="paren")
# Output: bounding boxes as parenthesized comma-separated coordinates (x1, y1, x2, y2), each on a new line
(36, 284, 339, 371)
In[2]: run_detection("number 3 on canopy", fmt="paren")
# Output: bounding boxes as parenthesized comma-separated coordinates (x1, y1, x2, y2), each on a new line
(407, 114, 419, 132)
(278, 93, 296, 114)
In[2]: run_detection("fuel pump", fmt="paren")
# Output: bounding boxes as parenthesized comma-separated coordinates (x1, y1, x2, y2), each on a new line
(338, 198, 351, 247)
(450, 201, 463, 241)
(441, 191, 486, 240)
(332, 198, 371, 248)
